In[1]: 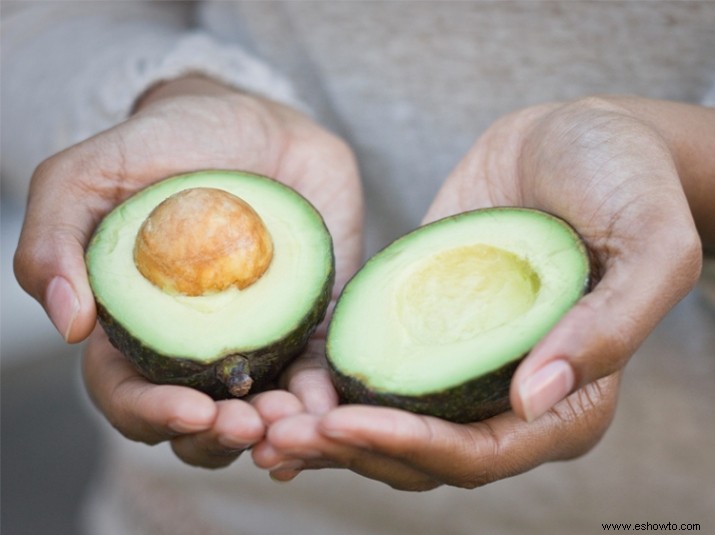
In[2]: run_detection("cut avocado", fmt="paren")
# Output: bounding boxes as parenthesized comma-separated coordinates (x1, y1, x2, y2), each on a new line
(326, 207, 590, 422)
(86, 170, 334, 399)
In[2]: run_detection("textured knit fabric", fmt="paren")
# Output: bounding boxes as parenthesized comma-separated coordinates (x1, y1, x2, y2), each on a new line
(2, 2, 714, 534)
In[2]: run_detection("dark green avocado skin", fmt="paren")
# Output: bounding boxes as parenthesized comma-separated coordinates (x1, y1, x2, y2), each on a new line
(328, 356, 521, 423)
(96, 264, 334, 400)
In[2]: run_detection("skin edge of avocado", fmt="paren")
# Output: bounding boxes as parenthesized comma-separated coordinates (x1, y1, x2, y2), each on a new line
(327, 356, 523, 424)
(95, 257, 334, 400)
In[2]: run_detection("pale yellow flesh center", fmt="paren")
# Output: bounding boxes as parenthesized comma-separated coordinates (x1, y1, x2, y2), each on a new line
(396, 244, 541, 344)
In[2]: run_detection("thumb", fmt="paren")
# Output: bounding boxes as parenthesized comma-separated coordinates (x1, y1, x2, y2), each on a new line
(510, 228, 702, 422)
(13, 160, 104, 343)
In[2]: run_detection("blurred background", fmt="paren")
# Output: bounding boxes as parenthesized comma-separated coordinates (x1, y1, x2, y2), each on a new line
(2, 2, 714, 534)
(2, 196, 101, 535)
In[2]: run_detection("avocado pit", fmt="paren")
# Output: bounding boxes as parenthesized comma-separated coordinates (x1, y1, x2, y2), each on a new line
(133, 187, 273, 296)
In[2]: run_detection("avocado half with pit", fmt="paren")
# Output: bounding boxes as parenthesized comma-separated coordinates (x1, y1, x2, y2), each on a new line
(86, 170, 334, 399)
(326, 208, 590, 423)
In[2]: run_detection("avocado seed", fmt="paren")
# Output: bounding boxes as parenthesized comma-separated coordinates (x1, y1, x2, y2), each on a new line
(133, 187, 273, 296)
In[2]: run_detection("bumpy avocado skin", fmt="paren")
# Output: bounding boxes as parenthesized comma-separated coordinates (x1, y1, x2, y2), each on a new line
(96, 263, 333, 399)
(328, 356, 521, 423)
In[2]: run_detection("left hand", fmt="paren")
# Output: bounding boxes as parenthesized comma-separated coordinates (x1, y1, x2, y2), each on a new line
(15, 76, 363, 469)
(253, 96, 703, 488)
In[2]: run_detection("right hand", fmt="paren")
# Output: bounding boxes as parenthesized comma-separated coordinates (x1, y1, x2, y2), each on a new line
(14, 76, 363, 467)
(251, 96, 706, 488)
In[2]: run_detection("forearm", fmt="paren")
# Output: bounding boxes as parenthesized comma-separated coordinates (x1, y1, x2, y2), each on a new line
(600, 96, 715, 250)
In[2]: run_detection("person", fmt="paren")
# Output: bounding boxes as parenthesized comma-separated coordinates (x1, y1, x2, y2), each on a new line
(4, 1, 714, 534)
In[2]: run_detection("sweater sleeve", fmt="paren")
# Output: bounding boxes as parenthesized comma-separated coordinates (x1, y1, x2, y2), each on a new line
(0, 1, 305, 204)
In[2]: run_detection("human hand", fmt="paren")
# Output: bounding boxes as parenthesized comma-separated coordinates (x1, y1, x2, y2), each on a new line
(14, 76, 363, 467)
(425, 96, 702, 421)
(253, 96, 703, 488)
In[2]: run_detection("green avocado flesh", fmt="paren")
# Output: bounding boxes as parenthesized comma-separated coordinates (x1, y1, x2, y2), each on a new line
(327, 207, 589, 422)
(86, 170, 334, 398)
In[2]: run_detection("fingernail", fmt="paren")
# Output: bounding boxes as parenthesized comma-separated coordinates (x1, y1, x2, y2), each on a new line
(519, 359, 575, 422)
(268, 460, 305, 482)
(46, 276, 80, 341)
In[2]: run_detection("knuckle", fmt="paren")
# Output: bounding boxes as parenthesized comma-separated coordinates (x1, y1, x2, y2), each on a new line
(647, 221, 703, 303)
(448, 424, 503, 489)
(30, 153, 62, 186)
(12, 245, 35, 293)
(677, 228, 703, 285)
(548, 375, 619, 461)
(30, 149, 89, 194)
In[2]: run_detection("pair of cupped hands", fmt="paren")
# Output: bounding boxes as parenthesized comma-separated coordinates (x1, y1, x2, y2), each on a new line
(15, 77, 704, 490)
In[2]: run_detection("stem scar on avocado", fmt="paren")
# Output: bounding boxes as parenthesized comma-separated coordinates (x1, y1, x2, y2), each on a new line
(326, 207, 590, 423)
(86, 170, 335, 399)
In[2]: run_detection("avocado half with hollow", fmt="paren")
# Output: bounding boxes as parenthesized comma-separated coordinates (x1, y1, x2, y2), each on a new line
(326, 208, 590, 423)
(86, 170, 334, 399)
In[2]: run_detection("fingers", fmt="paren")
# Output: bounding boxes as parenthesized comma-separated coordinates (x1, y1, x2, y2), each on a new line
(313, 373, 619, 490)
(253, 413, 439, 490)
(511, 218, 702, 422)
(84, 328, 280, 469)
(318, 407, 513, 489)
(82, 328, 217, 444)
(255, 373, 617, 490)
(170, 400, 265, 469)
